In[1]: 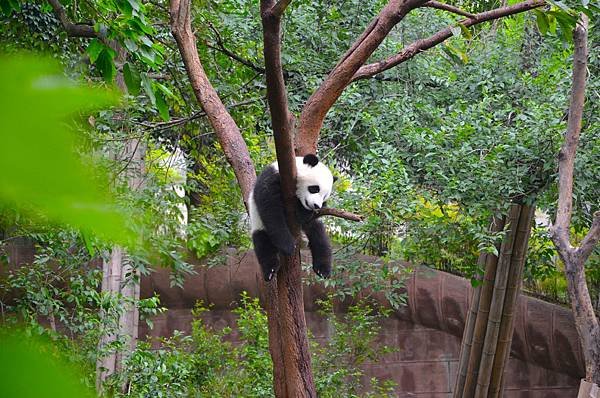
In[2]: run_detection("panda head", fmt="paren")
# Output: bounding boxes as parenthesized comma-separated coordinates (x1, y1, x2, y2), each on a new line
(296, 154, 334, 211)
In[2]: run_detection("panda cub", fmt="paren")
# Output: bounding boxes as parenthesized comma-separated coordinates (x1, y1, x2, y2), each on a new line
(249, 154, 335, 281)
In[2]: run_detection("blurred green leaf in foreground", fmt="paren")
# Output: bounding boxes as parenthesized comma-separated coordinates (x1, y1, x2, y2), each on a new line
(0, 54, 132, 243)
(0, 330, 95, 398)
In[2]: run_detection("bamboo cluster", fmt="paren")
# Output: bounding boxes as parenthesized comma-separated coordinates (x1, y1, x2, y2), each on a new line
(454, 203, 535, 397)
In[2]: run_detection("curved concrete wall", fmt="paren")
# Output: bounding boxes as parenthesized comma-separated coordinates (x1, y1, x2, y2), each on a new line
(140, 249, 585, 379)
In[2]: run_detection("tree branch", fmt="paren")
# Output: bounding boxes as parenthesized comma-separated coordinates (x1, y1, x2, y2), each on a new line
(138, 98, 260, 131)
(206, 22, 266, 74)
(271, 0, 292, 18)
(577, 212, 600, 266)
(47, 0, 98, 38)
(423, 1, 476, 18)
(352, 0, 545, 82)
(260, 0, 296, 221)
(314, 208, 363, 222)
(169, 0, 256, 205)
(296, 0, 428, 155)
(551, 14, 589, 250)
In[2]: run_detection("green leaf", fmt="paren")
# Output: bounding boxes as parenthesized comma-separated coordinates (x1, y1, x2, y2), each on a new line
(86, 39, 104, 64)
(96, 48, 116, 81)
(141, 73, 155, 106)
(459, 24, 472, 40)
(123, 62, 141, 95)
(155, 87, 169, 121)
(0, 0, 18, 15)
(124, 37, 139, 52)
(0, 54, 132, 244)
(534, 10, 549, 35)
(0, 331, 95, 398)
(155, 82, 174, 98)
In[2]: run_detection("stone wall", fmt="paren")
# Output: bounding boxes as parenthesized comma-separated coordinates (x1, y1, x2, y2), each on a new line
(140, 249, 584, 397)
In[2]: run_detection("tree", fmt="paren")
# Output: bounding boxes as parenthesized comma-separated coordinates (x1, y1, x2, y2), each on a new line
(549, 14, 600, 387)
(169, 0, 547, 395)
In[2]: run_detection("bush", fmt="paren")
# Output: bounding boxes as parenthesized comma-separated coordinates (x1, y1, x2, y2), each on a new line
(108, 293, 396, 398)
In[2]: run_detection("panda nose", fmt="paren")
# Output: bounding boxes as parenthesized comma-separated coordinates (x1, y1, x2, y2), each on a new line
(313, 203, 321, 209)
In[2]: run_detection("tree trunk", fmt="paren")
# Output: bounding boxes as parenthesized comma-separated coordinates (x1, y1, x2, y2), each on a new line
(548, 14, 600, 388)
(96, 139, 144, 392)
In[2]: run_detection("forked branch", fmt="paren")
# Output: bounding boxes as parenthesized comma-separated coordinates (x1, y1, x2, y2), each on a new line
(47, 0, 98, 38)
(549, 14, 596, 266)
(353, 0, 546, 81)
(547, 14, 600, 385)
(296, 0, 428, 154)
(271, 0, 292, 18)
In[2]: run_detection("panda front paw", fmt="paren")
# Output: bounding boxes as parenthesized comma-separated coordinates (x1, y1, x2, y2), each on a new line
(263, 266, 279, 282)
(312, 263, 331, 279)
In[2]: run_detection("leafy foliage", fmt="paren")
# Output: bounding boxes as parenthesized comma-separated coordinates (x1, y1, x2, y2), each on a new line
(0, 55, 137, 244)
(105, 293, 395, 397)
(0, 330, 95, 398)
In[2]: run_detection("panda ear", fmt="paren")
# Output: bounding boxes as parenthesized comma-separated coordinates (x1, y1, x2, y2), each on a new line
(333, 175, 338, 183)
(303, 154, 319, 167)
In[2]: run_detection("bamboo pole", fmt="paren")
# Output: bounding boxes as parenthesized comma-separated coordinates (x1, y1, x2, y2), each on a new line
(454, 216, 505, 397)
(488, 204, 535, 397)
(463, 211, 514, 397)
(474, 204, 522, 397)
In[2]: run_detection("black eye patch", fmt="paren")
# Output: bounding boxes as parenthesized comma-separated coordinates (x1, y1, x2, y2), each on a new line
(308, 185, 320, 194)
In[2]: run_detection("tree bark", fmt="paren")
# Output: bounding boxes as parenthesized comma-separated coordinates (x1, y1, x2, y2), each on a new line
(260, 2, 317, 395)
(548, 14, 600, 386)
(47, 0, 98, 38)
(170, 0, 256, 206)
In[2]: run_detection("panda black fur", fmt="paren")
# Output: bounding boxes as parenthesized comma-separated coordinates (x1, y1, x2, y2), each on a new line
(249, 154, 334, 281)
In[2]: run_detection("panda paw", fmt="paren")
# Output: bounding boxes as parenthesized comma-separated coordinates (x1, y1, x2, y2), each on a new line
(312, 263, 331, 279)
(263, 267, 278, 282)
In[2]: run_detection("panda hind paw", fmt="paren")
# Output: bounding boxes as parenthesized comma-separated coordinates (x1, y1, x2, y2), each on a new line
(312, 264, 331, 279)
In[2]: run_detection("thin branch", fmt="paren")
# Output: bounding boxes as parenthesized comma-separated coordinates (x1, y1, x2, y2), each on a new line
(206, 43, 266, 73)
(271, 0, 292, 18)
(206, 22, 266, 73)
(139, 98, 260, 130)
(577, 212, 600, 264)
(352, 0, 545, 81)
(423, 1, 476, 18)
(47, 0, 98, 38)
(314, 208, 363, 222)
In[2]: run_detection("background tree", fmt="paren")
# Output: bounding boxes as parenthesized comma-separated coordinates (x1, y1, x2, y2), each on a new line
(549, 14, 600, 386)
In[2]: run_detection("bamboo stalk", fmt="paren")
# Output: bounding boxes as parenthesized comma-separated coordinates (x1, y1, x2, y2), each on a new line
(489, 204, 535, 397)
(463, 213, 511, 397)
(454, 216, 504, 397)
(475, 204, 523, 397)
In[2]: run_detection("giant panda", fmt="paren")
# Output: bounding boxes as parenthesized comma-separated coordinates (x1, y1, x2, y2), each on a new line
(249, 154, 335, 281)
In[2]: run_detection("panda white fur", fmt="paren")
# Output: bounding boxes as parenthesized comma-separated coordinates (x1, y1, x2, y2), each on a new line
(249, 154, 335, 281)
